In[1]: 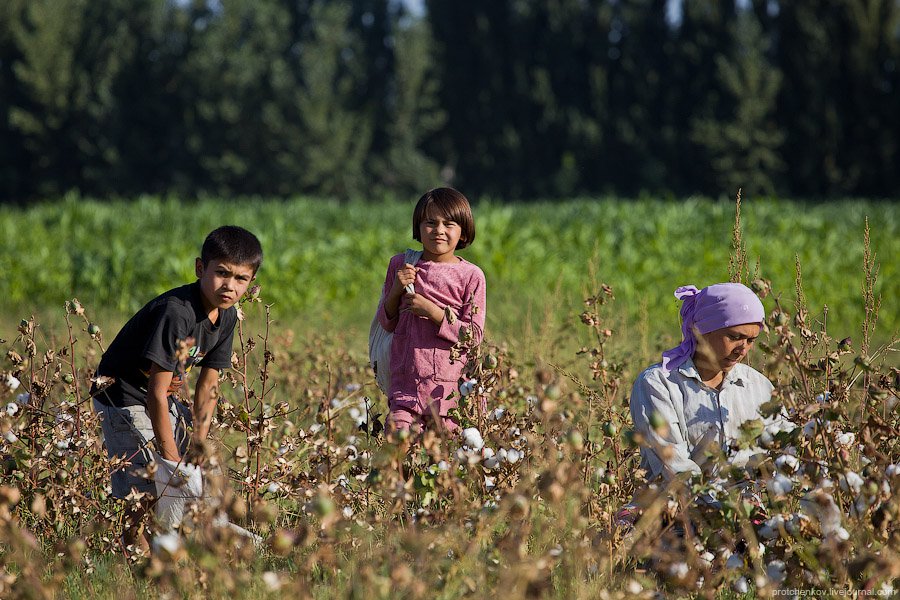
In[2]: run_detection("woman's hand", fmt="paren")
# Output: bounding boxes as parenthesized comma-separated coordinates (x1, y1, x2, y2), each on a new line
(402, 292, 444, 324)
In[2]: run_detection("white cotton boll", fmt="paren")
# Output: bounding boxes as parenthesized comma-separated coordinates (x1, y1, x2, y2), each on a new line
(506, 449, 522, 464)
(815, 392, 832, 403)
(726, 553, 744, 570)
(490, 407, 506, 420)
(4, 375, 20, 391)
(759, 515, 785, 540)
(4, 431, 18, 443)
(437, 460, 449, 471)
(5, 402, 18, 416)
(455, 448, 468, 463)
(758, 524, 777, 540)
(152, 532, 182, 555)
(482, 447, 495, 459)
(786, 513, 809, 536)
(766, 560, 787, 584)
(775, 454, 800, 473)
(342, 506, 354, 519)
(267, 482, 281, 494)
(262, 572, 283, 592)
(483, 455, 501, 470)
(462, 427, 484, 451)
(497, 448, 508, 462)
(625, 580, 643, 594)
(887, 464, 900, 478)
(854, 494, 874, 515)
(733, 577, 749, 594)
(459, 379, 477, 397)
(729, 447, 759, 468)
(309, 423, 324, 435)
(802, 419, 817, 438)
(700, 551, 714, 566)
(835, 432, 855, 447)
(834, 527, 850, 541)
(484, 476, 496, 490)
(348, 407, 361, 423)
(668, 562, 689, 579)
(840, 471, 864, 494)
(768, 473, 793, 497)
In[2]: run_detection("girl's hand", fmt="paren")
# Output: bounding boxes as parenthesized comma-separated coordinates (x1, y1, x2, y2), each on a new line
(402, 292, 444, 324)
(391, 263, 418, 297)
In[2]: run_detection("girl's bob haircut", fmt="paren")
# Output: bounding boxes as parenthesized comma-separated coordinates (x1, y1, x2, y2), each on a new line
(412, 187, 476, 250)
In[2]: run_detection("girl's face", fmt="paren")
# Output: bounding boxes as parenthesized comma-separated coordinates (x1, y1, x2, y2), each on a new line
(419, 206, 463, 261)
(696, 323, 761, 374)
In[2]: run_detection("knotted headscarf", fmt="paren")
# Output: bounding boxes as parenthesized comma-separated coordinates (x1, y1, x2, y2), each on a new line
(660, 283, 765, 373)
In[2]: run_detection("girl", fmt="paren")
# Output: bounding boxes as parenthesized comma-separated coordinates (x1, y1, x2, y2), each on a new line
(376, 188, 486, 433)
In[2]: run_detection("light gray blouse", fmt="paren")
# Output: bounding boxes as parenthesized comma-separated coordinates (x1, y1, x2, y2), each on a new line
(629, 357, 779, 480)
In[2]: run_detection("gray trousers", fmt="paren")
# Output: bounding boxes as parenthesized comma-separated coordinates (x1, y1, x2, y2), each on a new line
(93, 396, 191, 499)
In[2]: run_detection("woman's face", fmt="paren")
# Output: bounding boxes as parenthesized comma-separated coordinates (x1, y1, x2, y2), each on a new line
(696, 323, 761, 374)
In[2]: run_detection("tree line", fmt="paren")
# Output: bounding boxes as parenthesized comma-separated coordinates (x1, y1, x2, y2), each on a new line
(1, 0, 899, 203)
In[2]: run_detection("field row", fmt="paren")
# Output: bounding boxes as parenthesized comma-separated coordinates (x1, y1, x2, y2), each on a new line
(1, 196, 896, 343)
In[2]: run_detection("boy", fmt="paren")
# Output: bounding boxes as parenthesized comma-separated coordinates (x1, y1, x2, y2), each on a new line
(92, 225, 262, 547)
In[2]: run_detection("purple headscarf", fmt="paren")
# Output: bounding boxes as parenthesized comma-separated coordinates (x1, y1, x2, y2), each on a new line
(661, 283, 766, 373)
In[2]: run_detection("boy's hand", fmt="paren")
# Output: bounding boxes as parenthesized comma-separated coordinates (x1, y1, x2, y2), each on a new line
(146, 364, 181, 462)
(402, 292, 443, 324)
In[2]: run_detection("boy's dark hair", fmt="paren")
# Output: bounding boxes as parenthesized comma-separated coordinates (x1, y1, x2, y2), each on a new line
(201, 226, 263, 273)
(412, 188, 475, 250)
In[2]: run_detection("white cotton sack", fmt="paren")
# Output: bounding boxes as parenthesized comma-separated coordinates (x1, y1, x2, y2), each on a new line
(154, 456, 204, 532)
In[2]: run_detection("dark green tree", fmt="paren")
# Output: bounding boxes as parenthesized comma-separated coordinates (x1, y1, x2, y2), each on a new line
(603, 0, 674, 194)
(376, 14, 446, 196)
(0, 0, 29, 202)
(294, 1, 373, 198)
(177, 0, 304, 196)
(8, 0, 136, 197)
(762, 0, 900, 196)
(690, 8, 784, 197)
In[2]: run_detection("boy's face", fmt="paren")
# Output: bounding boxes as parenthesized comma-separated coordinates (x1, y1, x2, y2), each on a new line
(195, 258, 255, 313)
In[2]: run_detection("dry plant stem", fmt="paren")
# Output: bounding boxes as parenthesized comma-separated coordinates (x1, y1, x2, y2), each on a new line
(235, 316, 254, 503)
(324, 364, 333, 484)
(253, 304, 275, 495)
(729, 188, 747, 284)
(821, 305, 831, 396)
(861, 217, 881, 358)
(63, 313, 82, 436)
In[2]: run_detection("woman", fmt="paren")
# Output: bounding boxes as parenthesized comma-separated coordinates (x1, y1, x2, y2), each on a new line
(629, 283, 778, 482)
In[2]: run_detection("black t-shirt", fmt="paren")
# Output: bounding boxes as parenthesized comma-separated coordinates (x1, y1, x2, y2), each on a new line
(96, 282, 237, 407)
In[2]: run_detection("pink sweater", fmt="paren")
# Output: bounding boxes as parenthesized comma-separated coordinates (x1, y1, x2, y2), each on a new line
(377, 253, 487, 415)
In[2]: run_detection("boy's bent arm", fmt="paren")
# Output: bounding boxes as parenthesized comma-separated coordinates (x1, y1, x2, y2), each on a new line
(146, 363, 181, 462)
(192, 366, 219, 441)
